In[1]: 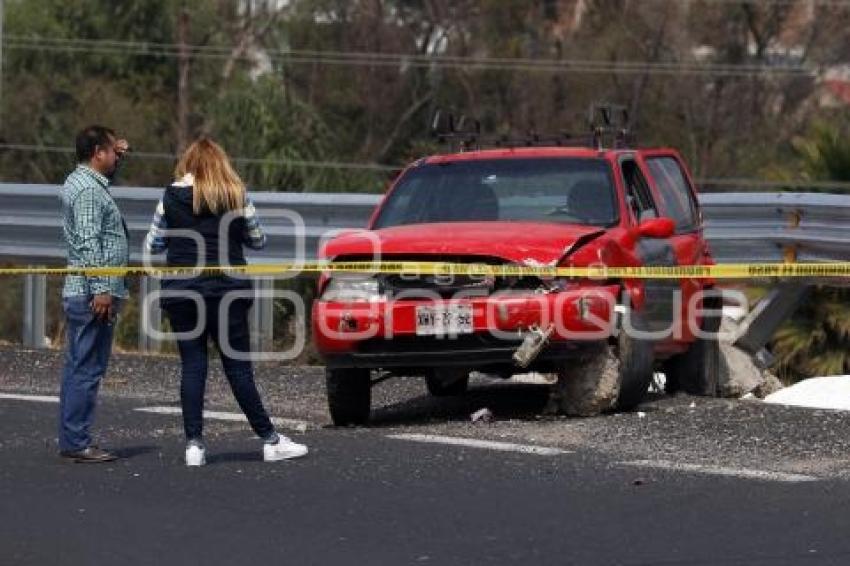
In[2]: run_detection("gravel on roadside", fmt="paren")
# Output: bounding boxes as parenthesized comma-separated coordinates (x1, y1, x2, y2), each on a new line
(3, 344, 850, 477)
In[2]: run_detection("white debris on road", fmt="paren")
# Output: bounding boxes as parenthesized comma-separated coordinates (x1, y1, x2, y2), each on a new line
(470, 408, 494, 424)
(508, 372, 557, 385)
(649, 372, 666, 393)
(763, 375, 850, 411)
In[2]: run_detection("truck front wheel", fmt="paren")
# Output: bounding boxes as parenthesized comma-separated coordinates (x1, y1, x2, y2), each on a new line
(326, 368, 371, 426)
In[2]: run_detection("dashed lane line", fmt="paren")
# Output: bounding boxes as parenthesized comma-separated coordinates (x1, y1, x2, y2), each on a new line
(387, 433, 571, 456)
(134, 405, 313, 433)
(0, 395, 314, 432)
(618, 459, 820, 483)
(0, 393, 59, 403)
(0, 394, 829, 480)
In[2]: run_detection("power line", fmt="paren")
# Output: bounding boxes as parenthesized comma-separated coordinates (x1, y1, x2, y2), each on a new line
(697, 0, 850, 5)
(0, 143, 398, 172)
(0, 0, 4, 133)
(3, 143, 849, 190)
(2, 35, 821, 78)
(699, 177, 850, 190)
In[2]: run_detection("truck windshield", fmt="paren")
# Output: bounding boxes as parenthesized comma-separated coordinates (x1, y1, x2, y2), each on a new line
(372, 158, 618, 229)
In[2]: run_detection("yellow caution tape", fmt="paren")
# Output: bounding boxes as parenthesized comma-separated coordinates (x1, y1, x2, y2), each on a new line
(1, 261, 849, 279)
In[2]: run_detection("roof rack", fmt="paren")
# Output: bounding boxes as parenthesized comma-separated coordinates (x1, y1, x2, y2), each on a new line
(430, 103, 635, 152)
(588, 103, 634, 150)
(430, 110, 482, 152)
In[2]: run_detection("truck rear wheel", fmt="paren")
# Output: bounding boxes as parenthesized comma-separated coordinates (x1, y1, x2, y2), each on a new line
(664, 337, 720, 396)
(326, 368, 371, 426)
(663, 294, 722, 397)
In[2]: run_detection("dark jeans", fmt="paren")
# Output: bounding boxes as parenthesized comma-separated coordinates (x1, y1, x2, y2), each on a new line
(59, 295, 122, 452)
(163, 296, 275, 442)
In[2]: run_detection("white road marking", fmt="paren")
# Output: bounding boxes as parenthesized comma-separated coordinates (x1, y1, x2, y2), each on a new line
(0, 393, 59, 403)
(619, 459, 819, 483)
(0, 396, 821, 479)
(0, 397, 312, 432)
(134, 406, 311, 433)
(387, 433, 570, 456)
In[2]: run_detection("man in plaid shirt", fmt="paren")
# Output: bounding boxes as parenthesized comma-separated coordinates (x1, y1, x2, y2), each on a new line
(58, 125, 130, 463)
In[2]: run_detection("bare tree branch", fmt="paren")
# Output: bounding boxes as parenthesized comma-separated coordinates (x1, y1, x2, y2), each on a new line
(377, 91, 435, 162)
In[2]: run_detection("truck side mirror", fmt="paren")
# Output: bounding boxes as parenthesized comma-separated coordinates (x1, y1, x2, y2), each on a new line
(637, 217, 675, 238)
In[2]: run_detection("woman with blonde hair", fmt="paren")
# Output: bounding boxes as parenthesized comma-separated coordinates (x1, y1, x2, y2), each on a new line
(145, 137, 307, 466)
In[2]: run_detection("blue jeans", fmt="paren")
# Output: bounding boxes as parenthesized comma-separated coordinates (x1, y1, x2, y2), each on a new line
(163, 296, 275, 442)
(59, 295, 122, 452)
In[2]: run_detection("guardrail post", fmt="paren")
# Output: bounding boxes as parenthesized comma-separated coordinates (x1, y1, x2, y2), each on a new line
(22, 274, 47, 348)
(250, 277, 274, 353)
(733, 282, 809, 357)
(138, 276, 162, 352)
(783, 209, 801, 263)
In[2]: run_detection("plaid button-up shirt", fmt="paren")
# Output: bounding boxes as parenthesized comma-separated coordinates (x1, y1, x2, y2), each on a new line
(61, 165, 130, 298)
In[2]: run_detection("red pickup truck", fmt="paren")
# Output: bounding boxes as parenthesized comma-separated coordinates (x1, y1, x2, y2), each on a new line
(313, 145, 720, 425)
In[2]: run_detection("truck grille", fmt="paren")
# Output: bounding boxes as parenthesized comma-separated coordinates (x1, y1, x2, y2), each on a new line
(381, 273, 494, 298)
(333, 254, 549, 299)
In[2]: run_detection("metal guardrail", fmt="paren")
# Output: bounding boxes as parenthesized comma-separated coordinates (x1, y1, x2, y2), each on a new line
(0, 184, 380, 263)
(0, 183, 380, 351)
(700, 192, 850, 263)
(3, 185, 849, 265)
(2, 183, 849, 350)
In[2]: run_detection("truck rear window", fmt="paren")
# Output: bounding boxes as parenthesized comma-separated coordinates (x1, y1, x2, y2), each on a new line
(373, 158, 618, 229)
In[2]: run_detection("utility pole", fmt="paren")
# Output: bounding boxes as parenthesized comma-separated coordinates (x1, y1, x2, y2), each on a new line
(0, 0, 5, 134)
(176, 2, 190, 151)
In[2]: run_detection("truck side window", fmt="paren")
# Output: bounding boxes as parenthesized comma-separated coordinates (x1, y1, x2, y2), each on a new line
(646, 157, 699, 232)
(621, 159, 658, 223)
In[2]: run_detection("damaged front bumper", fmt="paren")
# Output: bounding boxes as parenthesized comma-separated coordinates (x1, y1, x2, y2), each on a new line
(313, 284, 620, 371)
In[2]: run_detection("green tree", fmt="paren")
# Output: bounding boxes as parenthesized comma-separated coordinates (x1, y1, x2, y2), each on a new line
(0, 0, 365, 191)
(773, 288, 850, 380)
(791, 122, 850, 185)
(0, 0, 182, 185)
(208, 75, 381, 191)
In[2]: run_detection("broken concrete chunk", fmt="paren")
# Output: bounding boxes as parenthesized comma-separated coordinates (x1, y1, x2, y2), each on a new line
(718, 315, 784, 398)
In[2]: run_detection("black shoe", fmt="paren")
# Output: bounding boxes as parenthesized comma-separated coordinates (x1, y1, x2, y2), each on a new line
(60, 446, 118, 463)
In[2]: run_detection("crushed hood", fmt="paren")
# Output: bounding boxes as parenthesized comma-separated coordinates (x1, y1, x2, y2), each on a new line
(322, 222, 606, 265)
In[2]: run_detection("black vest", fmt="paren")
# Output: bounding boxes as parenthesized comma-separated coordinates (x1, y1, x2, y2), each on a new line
(160, 184, 252, 299)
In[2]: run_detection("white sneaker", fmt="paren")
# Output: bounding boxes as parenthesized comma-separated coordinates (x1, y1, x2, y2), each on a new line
(263, 436, 308, 462)
(185, 441, 206, 467)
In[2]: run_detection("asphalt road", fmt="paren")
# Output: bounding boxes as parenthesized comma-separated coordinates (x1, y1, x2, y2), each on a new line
(3, 392, 850, 566)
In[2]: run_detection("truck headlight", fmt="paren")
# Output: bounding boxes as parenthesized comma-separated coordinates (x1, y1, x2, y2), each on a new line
(321, 276, 383, 302)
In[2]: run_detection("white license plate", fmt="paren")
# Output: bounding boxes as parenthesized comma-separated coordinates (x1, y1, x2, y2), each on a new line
(415, 305, 474, 336)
